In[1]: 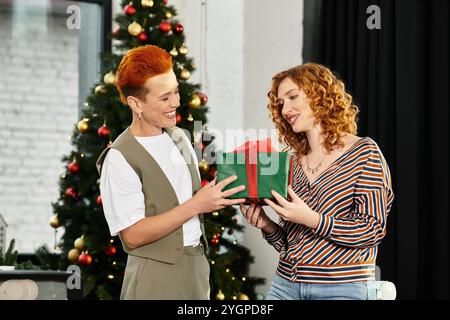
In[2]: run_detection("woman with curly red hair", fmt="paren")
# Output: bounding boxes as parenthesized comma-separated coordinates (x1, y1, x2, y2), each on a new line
(240, 63, 394, 300)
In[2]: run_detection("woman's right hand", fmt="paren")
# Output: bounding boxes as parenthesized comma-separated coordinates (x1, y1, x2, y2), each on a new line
(239, 203, 273, 229)
(190, 175, 246, 214)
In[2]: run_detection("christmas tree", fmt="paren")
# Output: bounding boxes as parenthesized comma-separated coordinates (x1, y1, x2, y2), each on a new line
(40, 0, 264, 300)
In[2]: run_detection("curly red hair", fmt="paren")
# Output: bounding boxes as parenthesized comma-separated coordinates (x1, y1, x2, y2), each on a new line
(267, 63, 359, 156)
(116, 45, 173, 104)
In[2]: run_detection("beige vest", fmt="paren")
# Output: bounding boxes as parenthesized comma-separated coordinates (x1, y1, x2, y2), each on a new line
(96, 126, 208, 264)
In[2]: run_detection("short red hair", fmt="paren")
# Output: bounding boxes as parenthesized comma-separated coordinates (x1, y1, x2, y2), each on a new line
(115, 45, 173, 104)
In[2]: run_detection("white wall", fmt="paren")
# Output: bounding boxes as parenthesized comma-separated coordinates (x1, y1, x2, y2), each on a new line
(168, 0, 304, 296)
(242, 0, 303, 295)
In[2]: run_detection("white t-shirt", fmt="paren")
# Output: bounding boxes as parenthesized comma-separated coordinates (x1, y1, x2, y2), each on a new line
(99, 131, 202, 246)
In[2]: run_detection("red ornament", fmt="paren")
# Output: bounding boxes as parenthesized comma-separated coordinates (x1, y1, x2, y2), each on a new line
(174, 24, 184, 34)
(97, 195, 102, 206)
(197, 92, 208, 105)
(176, 114, 182, 124)
(68, 161, 80, 174)
(211, 237, 219, 245)
(163, 0, 168, 4)
(159, 21, 172, 33)
(201, 179, 209, 187)
(138, 32, 148, 42)
(78, 252, 93, 266)
(124, 4, 136, 16)
(105, 246, 117, 257)
(98, 125, 110, 138)
(65, 187, 78, 199)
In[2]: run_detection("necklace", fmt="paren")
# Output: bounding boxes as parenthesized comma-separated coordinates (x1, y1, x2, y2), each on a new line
(304, 153, 327, 175)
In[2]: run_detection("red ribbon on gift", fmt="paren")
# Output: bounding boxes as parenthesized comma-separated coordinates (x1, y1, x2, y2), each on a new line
(232, 138, 294, 200)
(233, 138, 273, 199)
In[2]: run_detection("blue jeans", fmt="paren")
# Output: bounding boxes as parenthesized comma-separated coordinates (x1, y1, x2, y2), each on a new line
(266, 273, 372, 300)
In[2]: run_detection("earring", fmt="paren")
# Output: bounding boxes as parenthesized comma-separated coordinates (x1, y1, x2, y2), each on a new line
(138, 111, 143, 120)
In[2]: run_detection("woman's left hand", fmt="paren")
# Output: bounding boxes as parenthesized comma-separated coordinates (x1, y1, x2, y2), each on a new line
(264, 186, 320, 229)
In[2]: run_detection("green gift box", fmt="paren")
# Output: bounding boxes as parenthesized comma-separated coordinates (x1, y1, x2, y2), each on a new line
(216, 139, 291, 205)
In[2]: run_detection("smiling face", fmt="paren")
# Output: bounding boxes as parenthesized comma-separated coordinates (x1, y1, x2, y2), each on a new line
(277, 77, 316, 133)
(128, 70, 180, 133)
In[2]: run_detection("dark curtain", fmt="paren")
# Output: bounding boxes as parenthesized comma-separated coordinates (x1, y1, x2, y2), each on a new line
(303, 0, 449, 299)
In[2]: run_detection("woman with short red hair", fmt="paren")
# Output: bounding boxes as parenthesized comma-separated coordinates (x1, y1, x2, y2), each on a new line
(240, 63, 394, 300)
(97, 45, 245, 299)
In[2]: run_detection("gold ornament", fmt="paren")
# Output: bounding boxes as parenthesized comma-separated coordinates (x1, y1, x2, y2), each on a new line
(216, 290, 225, 300)
(141, 0, 154, 8)
(74, 236, 85, 250)
(68, 248, 80, 262)
(49, 214, 60, 228)
(187, 113, 194, 122)
(180, 69, 190, 80)
(178, 43, 188, 55)
(165, 12, 172, 19)
(238, 293, 249, 300)
(95, 85, 106, 94)
(191, 63, 197, 70)
(77, 118, 90, 133)
(128, 21, 143, 36)
(199, 159, 210, 174)
(170, 47, 178, 57)
(103, 71, 116, 85)
(188, 94, 201, 109)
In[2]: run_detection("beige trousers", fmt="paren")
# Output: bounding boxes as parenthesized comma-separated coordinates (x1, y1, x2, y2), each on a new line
(120, 244, 210, 300)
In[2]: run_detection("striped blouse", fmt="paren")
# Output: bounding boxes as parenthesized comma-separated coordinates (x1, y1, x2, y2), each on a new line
(263, 137, 394, 283)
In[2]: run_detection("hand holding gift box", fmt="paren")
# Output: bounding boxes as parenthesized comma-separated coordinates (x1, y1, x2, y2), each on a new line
(216, 138, 292, 205)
